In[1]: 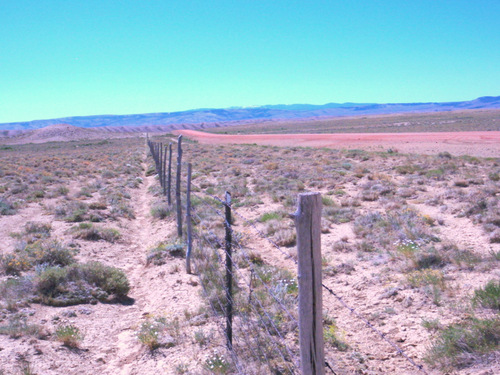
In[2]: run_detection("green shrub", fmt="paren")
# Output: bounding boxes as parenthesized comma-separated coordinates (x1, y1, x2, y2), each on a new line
(145, 165, 156, 176)
(0, 315, 42, 339)
(147, 240, 185, 266)
(0, 252, 31, 275)
(323, 206, 355, 224)
(0, 197, 15, 215)
(150, 201, 172, 219)
(55, 324, 83, 347)
(24, 221, 52, 236)
(80, 261, 130, 297)
(55, 201, 89, 222)
(1, 240, 75, 275)
(204, 351, 231, 374)
(70, 223, 121, 242)
(137, 315, 179, 350)
(36, 266, 69, 297)
(0, 277, 34, 311)
(488, 172, 500, 181)
(23, 240, 76, 268)
(407, 269, 445, 305)
(421, 318, 442, 332)
(258, 211, 285, 223)
(35, 262, 129, 306)
(324, 322, 349, 351)
(425, 317, 500, 369)
(472, 280, 500, 310)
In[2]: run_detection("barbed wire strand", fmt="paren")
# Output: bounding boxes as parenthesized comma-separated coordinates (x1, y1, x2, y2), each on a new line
(191, 229, 259, 374)
(151, 157, 428, 375)
(191, 215, 300, 373)
(190, 202, 300, 327)
(192, 228, 296, 373)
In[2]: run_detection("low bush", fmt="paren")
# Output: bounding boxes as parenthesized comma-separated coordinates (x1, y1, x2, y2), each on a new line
(55, 324, 83, 347)
(258, 211, 285, 223)
(146, 241, 186, 266)
(0, 314, 43, 339)
(1, 240, 75, 275)
(204, 351, 232, 374)
(0, 197, 16, 215)
(55, 201, 89, 222)
(70, 223, 120, 242)
(425, 317, 500, 370)
(150, 200, 172, 219)
(137, 315, 179, 350)
(324, 320, 349, 351)
(35, 261, 129, 306)
(23, 221, 52, 243)
(472, 280, 500, 310)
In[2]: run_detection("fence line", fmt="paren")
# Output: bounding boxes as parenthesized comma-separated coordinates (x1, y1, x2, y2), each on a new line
(191, 208, 300, 373)
(146, 135, 429, 375)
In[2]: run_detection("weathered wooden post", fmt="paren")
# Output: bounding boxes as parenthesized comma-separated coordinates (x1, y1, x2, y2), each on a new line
(167, 143, 172, 205)
(159, 143, 164, 187)
(224, 191, 233, 350)
(295, 192, 324, 375)
(186, 163, 193, 274)
(154, 143, 159, 172)
(176, 135, 183, 237)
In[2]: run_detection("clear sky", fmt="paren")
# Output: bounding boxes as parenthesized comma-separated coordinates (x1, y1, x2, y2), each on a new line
(1, 0, 499, 123)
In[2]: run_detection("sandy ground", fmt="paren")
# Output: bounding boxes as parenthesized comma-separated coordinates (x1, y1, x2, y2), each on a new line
(174, 130, 500, 157)
(0, 160, 211, 374)
(1, 137, 499, 374)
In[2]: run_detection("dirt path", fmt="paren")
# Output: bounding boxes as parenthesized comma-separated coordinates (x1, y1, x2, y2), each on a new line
(103, 161, 154, 374)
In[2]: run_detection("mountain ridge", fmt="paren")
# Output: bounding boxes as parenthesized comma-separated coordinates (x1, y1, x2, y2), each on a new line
(1, 96, 499, 131)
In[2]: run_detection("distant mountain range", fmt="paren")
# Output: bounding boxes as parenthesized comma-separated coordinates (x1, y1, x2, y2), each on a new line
(1, 96, 499, 131)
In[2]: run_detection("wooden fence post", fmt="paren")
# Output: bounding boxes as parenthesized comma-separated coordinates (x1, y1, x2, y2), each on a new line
(159, 143, 164, 187)
(167, 143, 172, 205)
(224, 191, 233, 350)
(154, 143, 159, 172)
(176, 135, 183, 237)
(186, 163, 193, 274)
(295, 192, 324, 375)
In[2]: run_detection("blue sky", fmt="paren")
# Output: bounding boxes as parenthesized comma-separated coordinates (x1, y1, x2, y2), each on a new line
(1, 0, 499, 123)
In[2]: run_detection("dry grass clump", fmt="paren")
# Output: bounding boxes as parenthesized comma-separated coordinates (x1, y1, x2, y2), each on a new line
(0, 277, 35, 311)
(54, 324, 84, 347)
(0, 239, 75, 276)
(0, 197, 16, 215)
(35, 261, 130, 306)
(150, 199, 172, 219)
(353, 207, 438, 252)
(69, 222, 121, 242)
(425, 317, 500, 370)
(137, 315, 180, 350)
(472, 280, 500, 310)
(0, 314, 44, 339)
(54, 201, 89, 222)
(146, 240, 186, 266)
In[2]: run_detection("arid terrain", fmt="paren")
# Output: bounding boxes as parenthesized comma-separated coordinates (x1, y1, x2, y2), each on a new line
(174, 129, 500, 158)
(0, 111, 499, 374)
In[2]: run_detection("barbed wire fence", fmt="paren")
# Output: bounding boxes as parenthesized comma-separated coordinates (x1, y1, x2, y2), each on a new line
(145, 134, 429, 375)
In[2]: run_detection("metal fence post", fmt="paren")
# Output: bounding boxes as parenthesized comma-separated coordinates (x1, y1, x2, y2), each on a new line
(225, 191, 233, 350)
(176, 135, 183, 237)
(186, 163, 193, 274)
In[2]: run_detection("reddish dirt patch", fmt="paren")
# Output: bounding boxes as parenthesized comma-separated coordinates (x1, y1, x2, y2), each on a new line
(174, 130, 500, 157)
